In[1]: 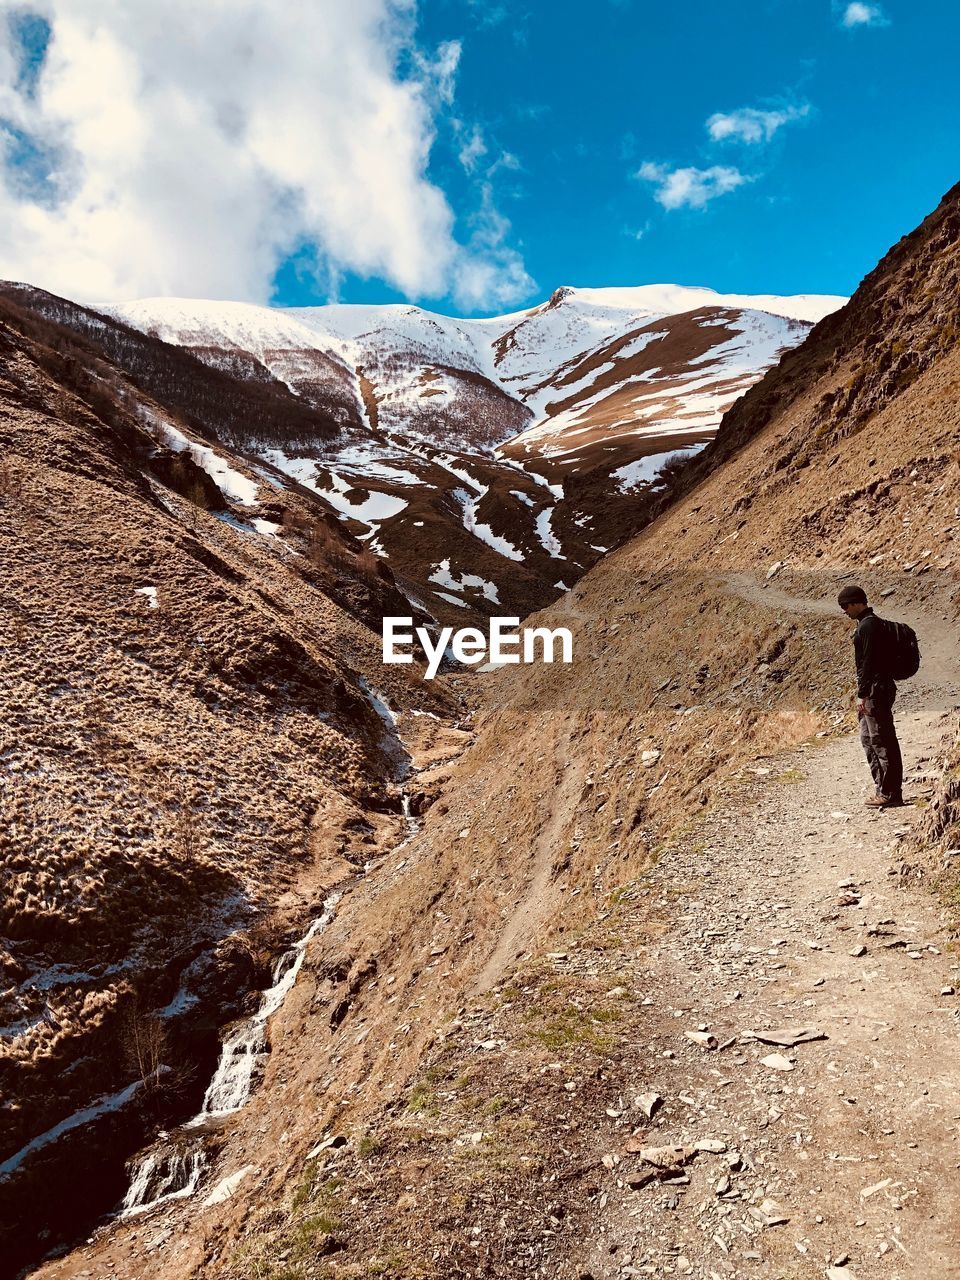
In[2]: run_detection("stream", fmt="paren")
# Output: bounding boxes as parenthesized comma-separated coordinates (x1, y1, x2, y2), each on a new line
(120, 682, 420, 1219)
(119, 892, 341, 1217)
(0, 671, 429, 1280)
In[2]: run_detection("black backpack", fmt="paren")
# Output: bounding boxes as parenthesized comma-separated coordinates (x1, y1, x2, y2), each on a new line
(883, 618, 921, 681)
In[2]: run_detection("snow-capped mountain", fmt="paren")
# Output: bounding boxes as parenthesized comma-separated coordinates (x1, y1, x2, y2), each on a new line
(7, 281, 844, 622)
(110, 284, 843, 451)
(104, 284, 843, 618)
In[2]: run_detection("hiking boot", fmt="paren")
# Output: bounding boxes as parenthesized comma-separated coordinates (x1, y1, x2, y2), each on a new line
(865, 795, 903, 809)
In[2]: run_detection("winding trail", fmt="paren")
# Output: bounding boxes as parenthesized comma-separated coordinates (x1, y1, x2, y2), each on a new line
(474, 727, 583, 993)
(724, 571, 959, 703)
(578, 578, 960, 1279)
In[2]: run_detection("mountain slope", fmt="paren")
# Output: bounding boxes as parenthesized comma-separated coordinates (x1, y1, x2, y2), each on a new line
(0, 296, 464, 1276)
(0, 285, 563, 621)
(27, 186, 960, 1280)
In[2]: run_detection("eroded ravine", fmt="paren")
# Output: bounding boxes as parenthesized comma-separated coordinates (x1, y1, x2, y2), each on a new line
(7, 683, 439, 1278)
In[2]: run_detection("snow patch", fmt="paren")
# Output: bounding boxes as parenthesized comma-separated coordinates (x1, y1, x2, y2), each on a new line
(0, 1079, 145, 1181)
(153, 418, 259, 506)
(453, 488, 524, 562)
(203, 1164, 256, 1207)
(612, 443, 706, 492)
(358, 677, 411, 777)
(434, 590, 469, 609)
(259, 452, 407, 528)
(429, 560, 500, 603)
(535, 506, 565, 560)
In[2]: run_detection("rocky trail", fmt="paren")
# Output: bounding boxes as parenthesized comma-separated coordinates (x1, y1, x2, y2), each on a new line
(567, 582, 960, 1280)
(475, 729, 584, 995)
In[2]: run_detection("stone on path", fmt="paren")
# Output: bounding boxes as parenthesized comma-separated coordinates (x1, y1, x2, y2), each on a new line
(635, 1144, 695, 1169)
(760, 1052, 795, 1072)
(747, 1197, 789, 1227)
(685, 1030, 718, 1049)
(743, 1026, 826, 1047)
(859, 1177, 893, 1199)
(636, 1091, 663, 1119)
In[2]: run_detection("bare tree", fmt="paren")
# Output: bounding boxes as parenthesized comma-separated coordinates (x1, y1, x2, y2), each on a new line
(175, 792, 201, 862)
(121, 1001, 168, 1090)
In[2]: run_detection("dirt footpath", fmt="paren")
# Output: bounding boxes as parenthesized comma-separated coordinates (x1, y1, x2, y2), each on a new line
(574, 587, 960, 1280)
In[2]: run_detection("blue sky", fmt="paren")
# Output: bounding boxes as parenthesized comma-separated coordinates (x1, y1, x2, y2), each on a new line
(1, 1, 957, 314)
(327, 0, 959, 311)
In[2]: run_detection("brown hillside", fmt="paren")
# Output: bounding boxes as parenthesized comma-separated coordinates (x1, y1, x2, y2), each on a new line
(0, 303, 462, 1275)
(671, 178, 960, 487)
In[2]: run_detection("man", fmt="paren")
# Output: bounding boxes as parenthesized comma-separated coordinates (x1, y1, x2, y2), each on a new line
(838, 584, 904, 808)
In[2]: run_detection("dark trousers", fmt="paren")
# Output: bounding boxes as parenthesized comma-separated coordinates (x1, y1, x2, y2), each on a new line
(858, 680, 903, 801)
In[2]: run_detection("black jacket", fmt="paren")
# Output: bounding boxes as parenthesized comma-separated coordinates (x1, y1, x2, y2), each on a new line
(854, 609, 895, 698)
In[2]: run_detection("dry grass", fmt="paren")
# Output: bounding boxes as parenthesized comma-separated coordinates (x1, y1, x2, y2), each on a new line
(0, 318, 450, 1161)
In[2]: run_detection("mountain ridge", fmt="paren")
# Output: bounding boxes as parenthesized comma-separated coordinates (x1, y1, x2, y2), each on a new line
(2, 277, 841, 626)
(99, 283, 844, 619)
(109, 282, 846, 423)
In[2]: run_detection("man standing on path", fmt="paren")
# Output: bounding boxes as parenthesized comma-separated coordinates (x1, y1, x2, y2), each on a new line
(838, 584, 904, 809)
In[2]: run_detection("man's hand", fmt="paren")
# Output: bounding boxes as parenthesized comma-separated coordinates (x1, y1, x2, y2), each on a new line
(857, 697, 871, 716)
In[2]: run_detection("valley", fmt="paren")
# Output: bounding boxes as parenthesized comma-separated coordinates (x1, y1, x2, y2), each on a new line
(1, 180, 959, 1280)
(2, 280, 843, 625)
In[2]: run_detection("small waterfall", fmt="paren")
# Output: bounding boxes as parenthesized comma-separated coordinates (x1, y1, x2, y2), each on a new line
(121, 1141, 206, 1217)
(369, 790, 419, 869)
(199, 892, 339, 1117)
(117, 892, 340, 1216)
(399, 790, 421, 843)
(358, 677, 412, 779)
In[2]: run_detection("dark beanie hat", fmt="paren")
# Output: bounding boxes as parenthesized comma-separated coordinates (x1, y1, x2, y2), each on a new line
(838, 584, 868, 606)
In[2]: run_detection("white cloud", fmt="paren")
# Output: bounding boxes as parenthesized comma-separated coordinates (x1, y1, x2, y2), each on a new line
(486, 149, 520, 176)
(454, 181, 533, 310)
(0, 3, 530, 309)
(707, 103, 810, 145)
(453, 120, 488, 174)
(412, 38, 461, 106)
(841, 2, 889, 27)
(637, 162, 750, 211)
(465, 0, 509, 28)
